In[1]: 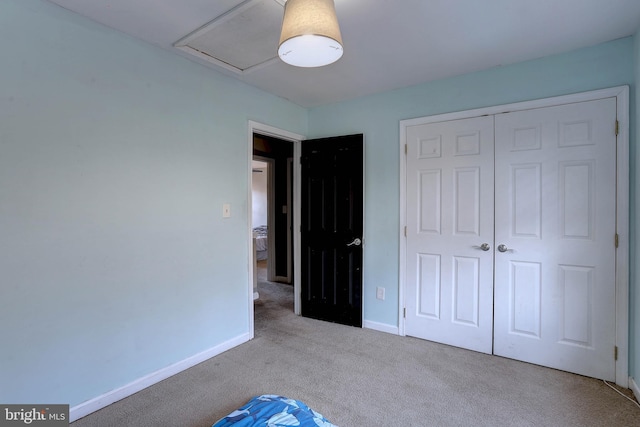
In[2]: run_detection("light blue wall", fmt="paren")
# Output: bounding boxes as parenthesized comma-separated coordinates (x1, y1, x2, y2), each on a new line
(308, 38, 637, 361)
(0, 0, 306, 406)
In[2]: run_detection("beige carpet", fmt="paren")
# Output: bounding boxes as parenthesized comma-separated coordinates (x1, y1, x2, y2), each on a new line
(72, 268, 640, 426)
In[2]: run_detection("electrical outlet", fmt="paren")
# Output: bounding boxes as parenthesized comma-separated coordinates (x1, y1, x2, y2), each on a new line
(376, 286, 385, 301)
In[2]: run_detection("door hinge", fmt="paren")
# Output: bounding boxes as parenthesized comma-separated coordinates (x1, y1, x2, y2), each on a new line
(403, 307, 406, 318)
(614, 346, 618, 361)
(404, 144, 407, 155)
(615, 120, 619, 136)
(404, 226, 407, 237)
(615, 233, 619, 248)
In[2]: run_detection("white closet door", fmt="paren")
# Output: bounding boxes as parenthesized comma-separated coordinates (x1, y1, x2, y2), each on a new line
(493, 98, 617, 380)
(405, 116, 495, 354)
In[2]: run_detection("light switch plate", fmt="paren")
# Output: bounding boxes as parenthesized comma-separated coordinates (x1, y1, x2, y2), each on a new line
(223, 203, 231, 218)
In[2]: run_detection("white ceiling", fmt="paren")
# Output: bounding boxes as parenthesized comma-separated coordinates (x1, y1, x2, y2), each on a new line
(47, 0, 640, 108)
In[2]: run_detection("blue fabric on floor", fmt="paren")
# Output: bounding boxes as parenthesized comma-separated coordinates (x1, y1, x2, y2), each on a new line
(212, 394, 337, 427)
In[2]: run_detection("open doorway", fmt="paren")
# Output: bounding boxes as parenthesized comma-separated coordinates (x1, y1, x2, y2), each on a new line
(248, 122, 365, 331)
(252, 133, 294, 296)
(247, 122, 304, 328)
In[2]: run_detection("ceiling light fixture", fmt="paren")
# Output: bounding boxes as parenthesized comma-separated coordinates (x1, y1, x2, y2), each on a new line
(278, 0, 343, 68)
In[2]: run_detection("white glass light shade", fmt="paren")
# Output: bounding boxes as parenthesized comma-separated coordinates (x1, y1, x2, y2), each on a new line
(278, 0, 343, 67)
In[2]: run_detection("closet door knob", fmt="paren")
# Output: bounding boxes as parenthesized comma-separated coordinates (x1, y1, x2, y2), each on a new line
(497, 244, 509, 253)
(479, 243, 490, 251)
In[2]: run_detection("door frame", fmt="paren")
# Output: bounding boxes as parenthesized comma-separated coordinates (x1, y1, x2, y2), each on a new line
(252, 155, 279, 282)
(252, 154, 293, 284)
(398, 86, 629, 387)
(248, 121, 304, 339)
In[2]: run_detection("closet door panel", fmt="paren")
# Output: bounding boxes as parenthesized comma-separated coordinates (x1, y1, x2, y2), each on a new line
(493, 97, 617, 381)
(405, 116, 494, 354)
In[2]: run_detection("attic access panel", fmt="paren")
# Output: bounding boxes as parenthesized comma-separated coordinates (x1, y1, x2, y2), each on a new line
(174, 0, 285, 74)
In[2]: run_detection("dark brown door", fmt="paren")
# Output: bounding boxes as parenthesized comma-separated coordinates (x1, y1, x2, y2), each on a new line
(301, 134, 363, 327)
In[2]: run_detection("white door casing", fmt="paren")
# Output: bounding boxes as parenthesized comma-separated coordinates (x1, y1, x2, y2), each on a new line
(399, 86, 629, 386)
(493, 97, 617, 380)
(405, 116, 495, 354)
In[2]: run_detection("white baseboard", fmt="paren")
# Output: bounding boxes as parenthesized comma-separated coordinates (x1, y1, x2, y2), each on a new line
(70, 332, 252, 422)
(363, 320, 399, 335)
(630, 376, 639, 402)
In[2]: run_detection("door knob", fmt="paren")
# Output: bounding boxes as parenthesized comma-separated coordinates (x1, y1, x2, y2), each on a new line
(497, 244, 509, 253)
(347, 238, 362, 247)
(479, 243, 490, 251)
